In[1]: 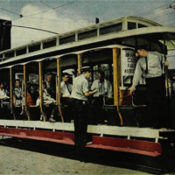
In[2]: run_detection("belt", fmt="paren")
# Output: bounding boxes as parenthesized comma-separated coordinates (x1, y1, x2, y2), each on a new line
(73, 98, 88, 104)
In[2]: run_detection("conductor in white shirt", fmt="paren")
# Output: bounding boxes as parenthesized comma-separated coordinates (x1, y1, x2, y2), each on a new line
(71, 66, 97, 148)
(129, 47, 168, 128)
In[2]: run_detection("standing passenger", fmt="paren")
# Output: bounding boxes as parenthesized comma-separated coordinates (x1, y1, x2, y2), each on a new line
(13, 79, 23, 118)
(71, 67, 97, 147)
(91, 70, 112, 124)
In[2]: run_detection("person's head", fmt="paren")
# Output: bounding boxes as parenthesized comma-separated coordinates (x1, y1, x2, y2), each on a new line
(136, 47, 148, 57)
(62, 73, 70, 83)
(81, 67, 92, 80)
(42, 82, 46, 89)
(46, 73, 52, 82)
(97, 70, 105, 81)
(15, 79, 20, 88)
(0, 82, 4, 89)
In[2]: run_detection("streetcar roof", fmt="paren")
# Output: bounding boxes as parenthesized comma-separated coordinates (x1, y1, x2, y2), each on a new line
(0, 26, 175, 68)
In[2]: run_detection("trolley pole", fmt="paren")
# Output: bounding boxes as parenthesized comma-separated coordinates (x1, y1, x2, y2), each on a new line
(9, 67, 15, 119)
(38, 61, 47, 121)
(112, 47, 123, 126)
(56, 57, 64, 122)
(77, 54, 82, 75)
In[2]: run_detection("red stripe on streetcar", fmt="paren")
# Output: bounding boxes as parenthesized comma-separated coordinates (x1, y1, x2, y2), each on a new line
(86, 136, 162, 157)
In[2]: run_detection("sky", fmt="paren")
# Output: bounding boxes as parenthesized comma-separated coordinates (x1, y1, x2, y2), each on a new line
(0, 0, 175, 48)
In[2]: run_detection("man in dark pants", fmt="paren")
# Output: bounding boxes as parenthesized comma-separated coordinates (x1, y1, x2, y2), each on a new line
(71, 67, 97, 148)
(129, 48, 168, 128)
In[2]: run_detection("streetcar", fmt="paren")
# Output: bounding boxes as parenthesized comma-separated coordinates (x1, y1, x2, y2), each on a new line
(0, 16, 175, 170)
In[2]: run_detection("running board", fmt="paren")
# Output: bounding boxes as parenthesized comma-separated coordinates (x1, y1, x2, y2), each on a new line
(0, 127, 162, 157)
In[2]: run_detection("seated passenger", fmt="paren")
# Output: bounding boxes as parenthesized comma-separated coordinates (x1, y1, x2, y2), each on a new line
(13, 79, 22, 107)
(0, 81, 10, 109)
(44, 72, 55, 98)
(36, 82, 56, 122)
(13, 79, 23, 119)
(27, 83, 38, 106)
(91, 70, 113, 124)
(61, 73, 72, 98)
(61, 73, 73, 122)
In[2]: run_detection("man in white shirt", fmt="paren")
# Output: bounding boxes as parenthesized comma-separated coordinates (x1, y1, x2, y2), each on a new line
(0, 81, 10, 112)
(129, 48, 167, 128)
(91, 70, 112, 124)
(61, 73, 72, 122)
(71, 67, 97, 148)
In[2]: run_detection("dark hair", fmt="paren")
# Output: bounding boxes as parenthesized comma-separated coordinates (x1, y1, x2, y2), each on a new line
(62, 73, 70, 77)
(136, 45, 149, 51)
(98, 70, 105, 77)
(81, 66, 92, 73)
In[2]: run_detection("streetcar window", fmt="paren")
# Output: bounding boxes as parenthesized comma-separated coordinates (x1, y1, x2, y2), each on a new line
(128, 22, 136, 30)
(28, 43, 41, 53)
(16, 47, 27, 56)
(100, 23, 122, 35)
(43, 38, 57, 49)
(78, 29, 97, 40)
(4, 51, 14, 59)
(138, 23, 147, 28)
(59, 34, 75, 45)
(0, 54, 3, 59)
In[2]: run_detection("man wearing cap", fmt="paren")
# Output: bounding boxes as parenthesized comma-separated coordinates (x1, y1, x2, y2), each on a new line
(71, 66, 97, 147)
(129, 48, 168, 128)
(61, 73, 72, 122)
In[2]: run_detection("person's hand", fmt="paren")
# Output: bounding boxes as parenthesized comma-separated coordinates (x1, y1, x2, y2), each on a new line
(164, 60, 168, 67)
(93, 89, 98, 93)
(128, 87, 135, 96)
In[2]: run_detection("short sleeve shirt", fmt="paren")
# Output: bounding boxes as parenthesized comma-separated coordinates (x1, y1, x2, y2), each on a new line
(71, 74, 89, 101)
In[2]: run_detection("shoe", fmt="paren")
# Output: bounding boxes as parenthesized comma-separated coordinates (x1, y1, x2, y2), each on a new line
(40, 115, 43, 121)
(49, 116, 56, 122)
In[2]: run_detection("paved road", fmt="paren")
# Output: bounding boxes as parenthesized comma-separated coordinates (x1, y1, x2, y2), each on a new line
(0, 137, 153, 175)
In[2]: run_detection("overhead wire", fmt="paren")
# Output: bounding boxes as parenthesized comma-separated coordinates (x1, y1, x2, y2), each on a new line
(22, 1, 75, 18)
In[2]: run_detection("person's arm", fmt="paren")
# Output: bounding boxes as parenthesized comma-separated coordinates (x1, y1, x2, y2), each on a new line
(84, 89, 97, 97)
(129, 60, 143, 95)
(83, 80, 97, 97)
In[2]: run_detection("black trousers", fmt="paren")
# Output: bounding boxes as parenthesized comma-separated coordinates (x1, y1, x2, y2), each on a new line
(61, 98, 73, 122)
(72, 99, 88, 148)
(92, 96, 104, 124)
(146, 75, 166, 128)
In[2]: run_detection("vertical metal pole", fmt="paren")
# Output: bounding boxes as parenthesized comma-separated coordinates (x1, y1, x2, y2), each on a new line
(112, 48, 123, 126)
(38, 61, 47, 121)
(9, 67, 15, 119)
(56, 57, 64, 122)
(23, 64, 30, 120)
(77, 54, 82, 75)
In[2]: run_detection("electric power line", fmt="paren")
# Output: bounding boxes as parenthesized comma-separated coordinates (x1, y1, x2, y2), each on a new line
(0, 7, 23, 17)
(3, 22, 59, 35)
(23, 1, 75, 18)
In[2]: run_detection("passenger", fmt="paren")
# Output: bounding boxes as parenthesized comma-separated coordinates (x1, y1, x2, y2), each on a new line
(71, 66, 97, 148)
(13, 79, 22, 107)
(129, 47, 168, 128)
(36, 82, 56, 122)
(61, 73, 72, 122)
(13, 79, 23, 118)
(61, 73, 72, 98)
(44, 72, 55, 98)
(27, 83, 38, 106)
(91, 70, 112, 124)
(0, 81, 10, 110)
